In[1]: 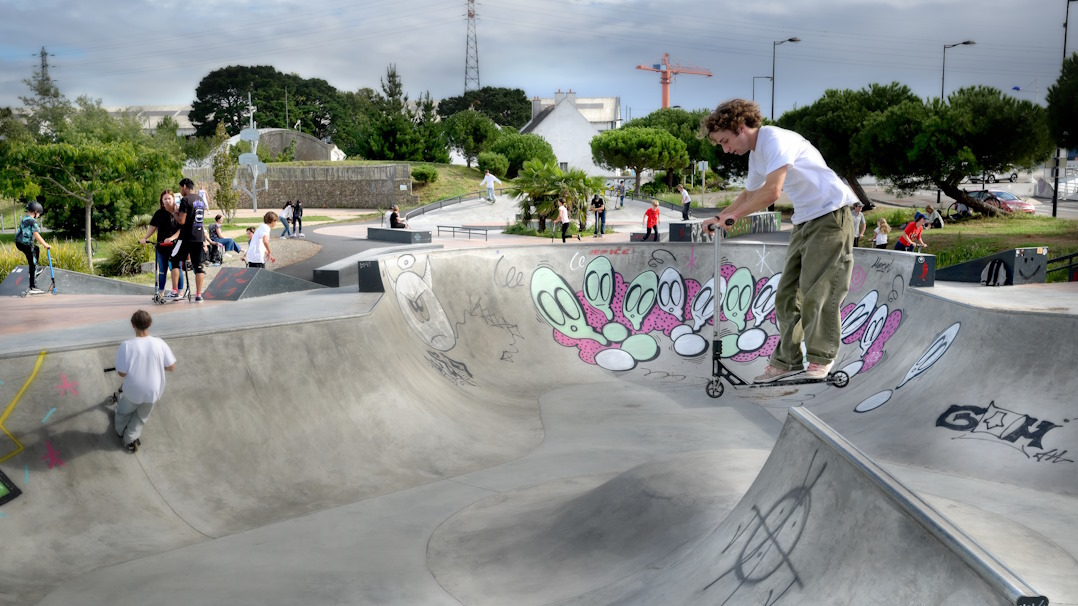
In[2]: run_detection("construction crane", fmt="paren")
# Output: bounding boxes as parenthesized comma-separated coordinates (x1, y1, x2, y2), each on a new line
(636, 53, 712, 109)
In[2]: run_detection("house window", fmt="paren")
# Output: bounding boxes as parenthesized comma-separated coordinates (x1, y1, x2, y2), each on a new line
(559, 162, 568, 172)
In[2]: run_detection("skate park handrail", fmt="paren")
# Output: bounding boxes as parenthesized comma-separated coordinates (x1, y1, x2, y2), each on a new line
(402, 188, 510, 221)
(791, 407, 1049, 606)
(1047, 251, 1078, 282)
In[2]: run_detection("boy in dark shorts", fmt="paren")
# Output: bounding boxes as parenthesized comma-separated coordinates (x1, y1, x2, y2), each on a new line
(174, 178, 207, 301)
(14, 198, 51, 295)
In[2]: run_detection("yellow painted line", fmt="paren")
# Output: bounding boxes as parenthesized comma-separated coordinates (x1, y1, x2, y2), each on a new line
(0, 350, 46, 464)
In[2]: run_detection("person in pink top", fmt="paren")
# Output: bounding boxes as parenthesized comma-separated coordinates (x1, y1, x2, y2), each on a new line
(643, 199, 661, 241)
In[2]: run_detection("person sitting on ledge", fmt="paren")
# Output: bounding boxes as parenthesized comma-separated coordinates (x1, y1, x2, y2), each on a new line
(390, 205, 408, 229)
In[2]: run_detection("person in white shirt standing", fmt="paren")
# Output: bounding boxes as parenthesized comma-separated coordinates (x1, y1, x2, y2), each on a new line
(701, 99, 856, 383)
(114, 310, 176, 452)
(480, 170, 502, 203)
(247, 212, 278, 268)
(677, 184, 692, 220)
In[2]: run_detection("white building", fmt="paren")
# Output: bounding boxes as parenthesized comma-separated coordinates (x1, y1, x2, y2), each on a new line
(104, 105, 196, 136)
(519, 90, 622, 177)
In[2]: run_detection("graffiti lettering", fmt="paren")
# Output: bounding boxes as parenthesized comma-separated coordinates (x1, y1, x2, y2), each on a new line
(1032, 449, 1074, 464)
(493, 256, 525, 288)
(870, 257, 895, 273)
(568, 253, 586, 271)
(936, 404, 986, 432)
(936, 402, 1068, 460)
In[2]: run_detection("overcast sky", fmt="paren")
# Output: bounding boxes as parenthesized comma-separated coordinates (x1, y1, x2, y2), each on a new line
(0, 0, 1072, 124)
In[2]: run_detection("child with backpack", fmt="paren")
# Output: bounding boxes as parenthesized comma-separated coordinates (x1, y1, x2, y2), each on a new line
(15, 198, 52, 295)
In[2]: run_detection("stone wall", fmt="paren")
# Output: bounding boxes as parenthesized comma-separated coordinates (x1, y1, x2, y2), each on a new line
(183, 164, 419, 210)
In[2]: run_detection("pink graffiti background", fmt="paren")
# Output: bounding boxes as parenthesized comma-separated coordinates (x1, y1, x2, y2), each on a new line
(840, 301, 903, 372)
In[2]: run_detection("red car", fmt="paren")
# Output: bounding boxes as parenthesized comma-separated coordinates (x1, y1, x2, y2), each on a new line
(967, 189, 1036, 214)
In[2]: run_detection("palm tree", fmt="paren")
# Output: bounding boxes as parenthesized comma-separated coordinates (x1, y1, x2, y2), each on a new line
(505, 159, 561, 232)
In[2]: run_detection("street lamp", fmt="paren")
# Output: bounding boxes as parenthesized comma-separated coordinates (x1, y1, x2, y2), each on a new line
(771, 37, 800, 120)
(752, 76, 771, 102)
(1051, 0, 1078, 218)
(938, 39, 976, 205)
(941, 40, 976, 100)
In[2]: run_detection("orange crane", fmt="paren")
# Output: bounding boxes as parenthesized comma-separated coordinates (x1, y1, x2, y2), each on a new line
(636, 53, 713, 109)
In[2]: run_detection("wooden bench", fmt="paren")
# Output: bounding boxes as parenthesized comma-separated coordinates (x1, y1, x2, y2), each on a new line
(367, 227, 432, 244)
(437, 225, 489, 240)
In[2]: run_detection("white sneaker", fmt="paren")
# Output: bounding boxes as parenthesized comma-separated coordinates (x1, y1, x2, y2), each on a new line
(803, 362, 833, 380)
(753, 364, 803, 384)
(27, 288, 45, 295)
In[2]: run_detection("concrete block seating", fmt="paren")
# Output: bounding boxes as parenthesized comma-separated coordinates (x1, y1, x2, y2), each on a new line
(367, 227, 432, 244)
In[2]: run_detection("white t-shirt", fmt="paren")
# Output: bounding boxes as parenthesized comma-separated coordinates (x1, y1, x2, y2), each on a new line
(747, 126, 857, 225)
(874, 227, 888, 246)
(852, 210, 866, 236)
(557, 206, 569, 223)
(280, 205, 293, 220)
(680, 188, 691, 205)
(115, 336, 176, 404)
(248, 223, 271, 263)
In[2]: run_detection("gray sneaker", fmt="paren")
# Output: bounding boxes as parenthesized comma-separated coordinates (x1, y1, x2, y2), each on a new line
(753, 364, 804, 384)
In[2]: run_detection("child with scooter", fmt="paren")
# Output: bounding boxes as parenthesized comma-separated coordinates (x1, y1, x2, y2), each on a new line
(14, 197, 52, 296)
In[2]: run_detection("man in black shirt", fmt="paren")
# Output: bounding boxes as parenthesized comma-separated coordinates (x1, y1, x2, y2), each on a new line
(175, 178, 207, 301)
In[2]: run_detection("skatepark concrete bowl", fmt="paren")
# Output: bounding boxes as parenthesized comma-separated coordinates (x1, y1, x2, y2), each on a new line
(0, 240, 1074, 605)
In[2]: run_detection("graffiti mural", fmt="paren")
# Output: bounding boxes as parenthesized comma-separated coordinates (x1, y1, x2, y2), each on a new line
(531, 252, 910, 376)
(854, 323, 961, 413)
(936, 401, 1072, 463)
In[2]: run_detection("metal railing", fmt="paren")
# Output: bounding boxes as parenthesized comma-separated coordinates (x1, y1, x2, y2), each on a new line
(403, 188, 510, 221)
(1047, 251, 1078, 282)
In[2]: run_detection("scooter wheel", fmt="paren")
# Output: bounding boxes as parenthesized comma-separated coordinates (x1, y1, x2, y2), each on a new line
(830, 371, 850, 388)
(706, 379, 725, 399)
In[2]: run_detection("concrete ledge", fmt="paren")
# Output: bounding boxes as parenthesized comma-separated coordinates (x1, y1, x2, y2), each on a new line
(629, 232, 667, 242)
(368, 227, 432, 244)
(313, 244, 443, 287)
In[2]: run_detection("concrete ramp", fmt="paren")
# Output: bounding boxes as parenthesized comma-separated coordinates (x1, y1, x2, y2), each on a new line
(429, 408, 1045, 605)
(0, 266, 154, 296)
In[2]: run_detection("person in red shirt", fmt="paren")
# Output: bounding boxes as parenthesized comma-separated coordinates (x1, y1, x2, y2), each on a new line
(643, 199, 661, 241)
(895, 213, 928, 252)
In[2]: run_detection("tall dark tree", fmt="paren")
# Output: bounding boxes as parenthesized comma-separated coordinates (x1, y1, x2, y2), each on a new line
(437, 86, 531, 129)
(777, 82, 919, 205)
(442, 109, 499, 167)
(414, 91, 450, 163)
(363, 65, 422, 160)
(332, 87, 379, 158)
(190, 65, 281, 138)
(19, 46, 71, 141)
(1046, 51, 1078, 150)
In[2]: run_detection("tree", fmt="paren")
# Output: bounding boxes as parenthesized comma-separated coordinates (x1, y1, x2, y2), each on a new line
(778, 82, 919, 206)
(590, 127, 689, 193)
(414, 91, 450, 163)
(437, 86, 531, 129)
(442, 109, 500, 167)
(212, 123, 239, 222)
(19, 47, 71, 141)
(487, 132, 556, 178)
(856, 86, 1053, 214)
(505, 159, 561, 231)
(333, 87, 379, 158)
(363, 65, 423, 161)
(5, 140, 181, 268)
(190, 65, 281, 138)
(1046, 51, 1078, 150)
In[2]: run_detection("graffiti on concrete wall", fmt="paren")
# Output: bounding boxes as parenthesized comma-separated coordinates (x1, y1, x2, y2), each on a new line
(936, 401, 1072, 464)
(854, 323, 961, 413)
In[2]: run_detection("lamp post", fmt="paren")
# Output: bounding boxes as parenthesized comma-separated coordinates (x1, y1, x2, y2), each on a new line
(752, 76, 771, 102)
(771, 37, 800, 120)
(938, 40, 976, 205)
(1052, 0, 1078, 218)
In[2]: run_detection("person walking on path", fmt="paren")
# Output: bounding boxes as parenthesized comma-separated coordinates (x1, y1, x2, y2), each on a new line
(14, 197, 51, 295)
(279, 201, 293, 238)
(556, 199, 575, 242)
(590, 194, 606, 237)
(643, 199, 661, 241)
(247, 212, 279, 268)
(291, 200, 304, 237)
(617, 180, 626, 208)
(678, 184, 692, 220)
(114, 310, 176, 453)
(700, 98, 856, 383)
(480, 170, 502, 203)
(850, 202, 866, 247)
(174, 178, 209, 302)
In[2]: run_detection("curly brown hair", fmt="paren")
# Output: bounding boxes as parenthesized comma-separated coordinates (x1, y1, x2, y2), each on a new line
(700, 99, 764, 138)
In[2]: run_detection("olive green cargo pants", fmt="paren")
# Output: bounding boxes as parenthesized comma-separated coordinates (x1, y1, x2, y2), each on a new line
(769, 207, 855, 371)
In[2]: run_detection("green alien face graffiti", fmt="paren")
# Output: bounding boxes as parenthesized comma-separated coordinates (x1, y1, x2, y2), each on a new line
(531, 267, 608, 344)
(723, 268, 754, 332)
(583, 257, 616, 322)
(623, 270, 658, 331)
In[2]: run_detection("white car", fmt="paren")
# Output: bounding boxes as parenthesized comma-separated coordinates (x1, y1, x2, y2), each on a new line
(969, 170, 1019, 184)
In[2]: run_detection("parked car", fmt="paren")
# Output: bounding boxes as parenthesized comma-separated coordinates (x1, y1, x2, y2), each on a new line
(968, 170, 1019, 183)
(966, 189, 1036, 214)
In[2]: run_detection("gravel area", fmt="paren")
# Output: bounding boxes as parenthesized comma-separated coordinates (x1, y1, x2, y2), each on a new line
(165, 235, 322, 287)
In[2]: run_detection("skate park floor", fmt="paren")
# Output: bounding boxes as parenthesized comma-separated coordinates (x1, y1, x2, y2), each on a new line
(1, 193, 1076, 605)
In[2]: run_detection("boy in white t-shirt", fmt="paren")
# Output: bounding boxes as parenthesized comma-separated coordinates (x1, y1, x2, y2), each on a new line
(246, 211, 278, 268)
(114, 310, 176, 452)
(701, 98, 856, 383)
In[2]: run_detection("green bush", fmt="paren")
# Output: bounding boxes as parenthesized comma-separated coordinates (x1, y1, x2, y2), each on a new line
(411, 165, 439, 185)
(0, 238, 93, 283)
(476, 152, 509, 178)
(129, 214, 153, 230)
(641, 179, 668, 196)
(99, 230, 152, 277)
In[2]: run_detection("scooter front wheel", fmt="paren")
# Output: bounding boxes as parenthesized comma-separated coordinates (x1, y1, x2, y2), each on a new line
(706, 379, 725, 399)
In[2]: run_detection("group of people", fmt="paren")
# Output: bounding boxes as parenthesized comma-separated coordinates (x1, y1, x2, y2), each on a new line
(278, 200, 304, 239)
(140, 178, 211, 302)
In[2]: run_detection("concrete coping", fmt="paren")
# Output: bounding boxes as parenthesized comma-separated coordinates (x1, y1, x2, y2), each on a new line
(790, 407, 1048, 605)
